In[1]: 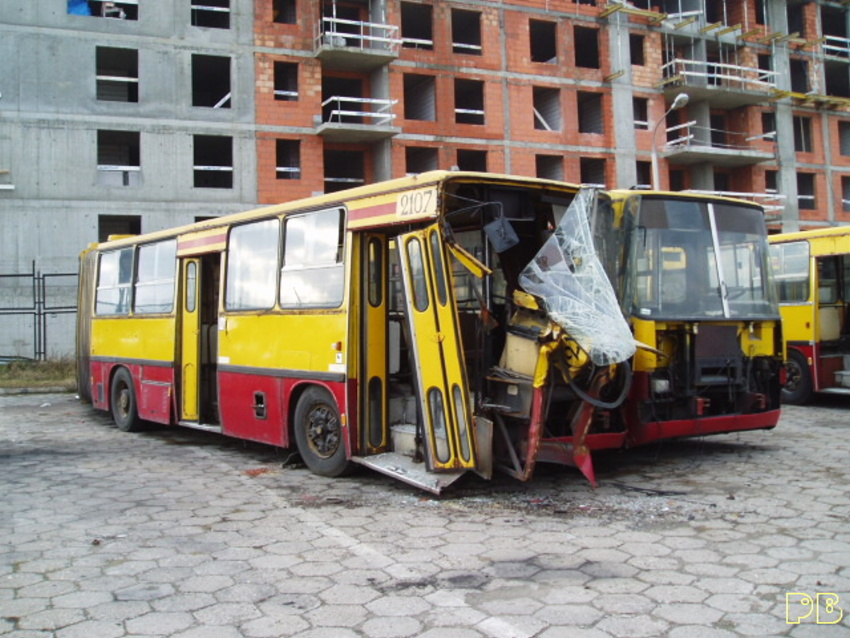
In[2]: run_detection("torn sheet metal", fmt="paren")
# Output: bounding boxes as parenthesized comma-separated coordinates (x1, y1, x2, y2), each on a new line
(518, 188, 636, 366)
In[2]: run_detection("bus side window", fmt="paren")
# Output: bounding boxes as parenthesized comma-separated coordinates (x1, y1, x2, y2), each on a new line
(96, 247, 134, 315)
(817, 257, 839, 304)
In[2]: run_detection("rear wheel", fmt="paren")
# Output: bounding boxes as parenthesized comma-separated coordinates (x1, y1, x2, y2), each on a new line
(782, 349, 812, 405)
(293, 387, 352, 477)
(111, 368, 143, 432)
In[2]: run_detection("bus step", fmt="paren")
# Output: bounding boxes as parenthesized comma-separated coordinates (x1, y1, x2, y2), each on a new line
(820, 387, 850, 396)
(835, 370, 850, 388)
(351, 452, 466, 494)
(178, 421, 223, 434)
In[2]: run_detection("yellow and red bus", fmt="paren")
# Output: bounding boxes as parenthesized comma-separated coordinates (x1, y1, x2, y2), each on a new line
(77, 171, 636, 492)
(769, 226, 850, 404)
(599, 190, 784, 444)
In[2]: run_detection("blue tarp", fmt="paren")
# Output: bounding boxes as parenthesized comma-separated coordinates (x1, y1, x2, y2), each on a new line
(68, 0, 91, 16)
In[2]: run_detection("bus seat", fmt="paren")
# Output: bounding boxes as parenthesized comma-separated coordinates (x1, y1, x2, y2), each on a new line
(819, 307, 842, 342)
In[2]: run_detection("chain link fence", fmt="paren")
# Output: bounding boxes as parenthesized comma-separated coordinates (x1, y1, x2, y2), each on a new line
(0, 263, 78, 361)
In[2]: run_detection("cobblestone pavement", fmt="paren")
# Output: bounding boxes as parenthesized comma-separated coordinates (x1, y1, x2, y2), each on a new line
(2, 392, 850, 638)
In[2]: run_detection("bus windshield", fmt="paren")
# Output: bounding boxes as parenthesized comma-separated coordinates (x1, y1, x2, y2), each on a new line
(628, 197, 779, 320)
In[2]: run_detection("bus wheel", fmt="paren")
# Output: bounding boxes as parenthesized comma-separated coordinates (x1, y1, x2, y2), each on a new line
(782, 350, 812, 405)
(293, 387, 352, 477)
(111, 368, 143, 432)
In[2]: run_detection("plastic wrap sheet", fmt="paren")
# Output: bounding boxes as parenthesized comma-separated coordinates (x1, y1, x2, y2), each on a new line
(518, 189, 636, 366)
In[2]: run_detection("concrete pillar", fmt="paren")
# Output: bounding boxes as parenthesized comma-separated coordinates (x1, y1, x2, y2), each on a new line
(608, 13, 637, 189)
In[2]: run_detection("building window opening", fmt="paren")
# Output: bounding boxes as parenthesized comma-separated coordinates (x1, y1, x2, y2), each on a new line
(530, 20, 557, 63)
(324, 150, 365, 193)
(840, 122, 850, 156)
(191, 0, 230, 29)
(710, 114, 727, 147)
(580, 158, 606, 186)
(194, 135, 233, 189)
(274, 62, 298, 101)
(635, 161, 651, 188)
(192, 55, 231, 108)
(97, 130, 140, 187)
(456, 150, 487, 172)
(826, 61, 850, 98)
(96, 47, 138, 103)
(276, 139, 301, 180)
(70, 1, 139, 20)
(452, 9, 482, 55)
(577, 91, 604, 134)
(533, 87, 561, 131)
(762, 112, 776, 138)
(273, 0, 296, 24)
(321, 76, 365, 124)
(633, 97, 648, 130)
(536, 155, 563, 181)
(574, 26, 600, 69)
(755, 0, 766, 25)
(406, 147, 438, 175)
(454, 79, 485, 125)
(797, 173, 815, 210)
(765, 170, 778, 194)
(98, 215, 141, 243)
(401, 2, 433, 50)
(787, 3, 805, 39)
(790, 59, 808, 94)
(793, 116, 812, 153)
(630, 33, 645, 65)
(842, 176, 850, 212)
(404, 74, 436, 121)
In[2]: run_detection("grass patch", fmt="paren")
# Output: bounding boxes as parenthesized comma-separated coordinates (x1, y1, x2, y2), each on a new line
(0, 358, 77, 391)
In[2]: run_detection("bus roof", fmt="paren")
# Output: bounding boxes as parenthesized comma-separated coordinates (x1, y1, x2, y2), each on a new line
(91, 170, 583, 251)
(606, 189, 764, 210)
(768, 225, 850, 245)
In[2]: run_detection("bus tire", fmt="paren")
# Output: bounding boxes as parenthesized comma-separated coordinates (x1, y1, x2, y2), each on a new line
(293, 386, 352, 477)
(782, 349, 812, 405)
(111, 368, 143, 432)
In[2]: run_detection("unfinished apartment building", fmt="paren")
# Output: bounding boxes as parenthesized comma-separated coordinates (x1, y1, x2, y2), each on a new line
(2, 0, 850, 280)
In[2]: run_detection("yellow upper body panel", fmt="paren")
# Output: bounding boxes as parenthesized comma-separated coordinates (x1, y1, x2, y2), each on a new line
(91, 316, 176, 362)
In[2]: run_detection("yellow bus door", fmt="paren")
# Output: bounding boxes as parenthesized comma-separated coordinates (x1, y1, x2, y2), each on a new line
(397, 226, 476, 471)
(180, 259, 201, 421)
(360, 234, 388, 453)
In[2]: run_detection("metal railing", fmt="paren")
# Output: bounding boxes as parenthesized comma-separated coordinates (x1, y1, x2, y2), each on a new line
(321, 96, 397, 127)
(0, 263, 78, 360)
(662, 121, 776, 154)
(315, 16, 401, 55)
(824, 34, 850, 58)
(661, 58, 778, 93)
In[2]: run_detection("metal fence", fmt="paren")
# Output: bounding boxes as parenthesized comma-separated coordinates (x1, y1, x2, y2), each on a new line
(0, 262, 78, 361)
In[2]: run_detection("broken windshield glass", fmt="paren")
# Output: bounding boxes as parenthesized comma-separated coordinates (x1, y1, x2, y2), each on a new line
(518, 188, 636, 366)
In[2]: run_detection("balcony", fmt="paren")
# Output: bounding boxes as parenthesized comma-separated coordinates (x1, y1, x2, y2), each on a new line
(661, 121, 775, 168)
(314, 16, 401, 71)
(658, 59, 778, 109)
(315, 96, 400, 143)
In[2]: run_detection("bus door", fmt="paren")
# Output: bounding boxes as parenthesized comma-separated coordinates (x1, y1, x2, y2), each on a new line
(397, 225, 477, 472)
(360, 234, 388, 454)
(179, 258, 201, 421)
(178, 254, 221, 426)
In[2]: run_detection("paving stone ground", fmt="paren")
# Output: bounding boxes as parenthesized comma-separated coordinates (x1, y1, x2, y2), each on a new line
(2, 392, 850, 637)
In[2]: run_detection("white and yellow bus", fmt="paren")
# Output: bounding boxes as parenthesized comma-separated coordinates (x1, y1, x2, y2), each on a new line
(77, 171, 636, 492)
(769, 226, 850, 404)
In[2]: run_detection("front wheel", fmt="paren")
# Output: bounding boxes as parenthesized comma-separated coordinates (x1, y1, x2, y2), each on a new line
(111, 368, 143, 432)
(782, 349, 812, 405)
(293, 387, 353, 477)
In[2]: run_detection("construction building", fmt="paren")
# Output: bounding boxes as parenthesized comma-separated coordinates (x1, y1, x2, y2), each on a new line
(1, 0, 849, 354)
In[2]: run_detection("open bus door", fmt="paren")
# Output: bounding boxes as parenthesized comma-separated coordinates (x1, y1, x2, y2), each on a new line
(397, 225, 477, 475)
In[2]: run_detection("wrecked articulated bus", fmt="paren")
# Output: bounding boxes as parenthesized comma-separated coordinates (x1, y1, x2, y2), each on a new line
(78, 171, 637, 493)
